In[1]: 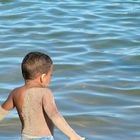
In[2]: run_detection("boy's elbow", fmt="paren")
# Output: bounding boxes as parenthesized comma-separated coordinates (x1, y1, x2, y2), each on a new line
(0, 106, 10, 121)
(49, 110, 60, 120)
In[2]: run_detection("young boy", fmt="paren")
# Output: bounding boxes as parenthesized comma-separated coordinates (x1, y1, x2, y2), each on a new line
(0, 52, 85, 140)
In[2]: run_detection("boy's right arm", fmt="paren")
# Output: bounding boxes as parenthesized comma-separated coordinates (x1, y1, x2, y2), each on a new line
(0, 106, 9, 121)
(43, 89, 85, 140)
(0, 91, 15, 121)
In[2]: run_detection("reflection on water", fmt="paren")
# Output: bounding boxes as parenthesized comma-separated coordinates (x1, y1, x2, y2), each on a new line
(0, 0, 140, 140)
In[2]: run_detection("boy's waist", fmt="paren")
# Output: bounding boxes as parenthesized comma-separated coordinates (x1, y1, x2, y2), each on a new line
(22, 124, 52, 137)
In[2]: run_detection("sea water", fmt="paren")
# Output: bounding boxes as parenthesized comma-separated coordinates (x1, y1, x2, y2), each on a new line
(0, 0, 140, 139)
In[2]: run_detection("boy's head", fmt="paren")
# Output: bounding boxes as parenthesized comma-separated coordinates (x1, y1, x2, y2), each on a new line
(22, 52, 53, 80)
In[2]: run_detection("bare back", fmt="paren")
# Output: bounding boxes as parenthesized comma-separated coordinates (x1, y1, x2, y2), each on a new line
(13, 87, 54, 137)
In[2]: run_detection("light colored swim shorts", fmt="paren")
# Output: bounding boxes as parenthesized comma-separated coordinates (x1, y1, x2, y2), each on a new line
(21, 134, 54, 140)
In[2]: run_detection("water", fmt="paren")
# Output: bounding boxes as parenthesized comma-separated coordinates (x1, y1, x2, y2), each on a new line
(0, 0, 140, 139)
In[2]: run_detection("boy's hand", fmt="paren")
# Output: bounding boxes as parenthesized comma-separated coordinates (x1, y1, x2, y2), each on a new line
(70, 138, 85, 140)
(81, 137, 85, 140)
(70, 135, 85, 140)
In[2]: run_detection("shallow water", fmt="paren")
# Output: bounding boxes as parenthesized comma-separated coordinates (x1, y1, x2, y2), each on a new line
(0, 0, 140, 139)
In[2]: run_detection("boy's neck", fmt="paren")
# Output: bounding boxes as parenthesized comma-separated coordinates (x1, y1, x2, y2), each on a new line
(25, 79, 43, 88)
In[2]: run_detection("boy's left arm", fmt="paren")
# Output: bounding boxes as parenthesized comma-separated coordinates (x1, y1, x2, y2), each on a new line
(0, 92, 15, 121)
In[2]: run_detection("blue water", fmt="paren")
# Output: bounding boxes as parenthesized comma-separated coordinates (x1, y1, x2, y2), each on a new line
(0, 0, 140, 140)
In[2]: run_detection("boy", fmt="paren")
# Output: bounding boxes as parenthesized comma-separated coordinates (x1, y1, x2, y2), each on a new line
(0, 52, 85, 140)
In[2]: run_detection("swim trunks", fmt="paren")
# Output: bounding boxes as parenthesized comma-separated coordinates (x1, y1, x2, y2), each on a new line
(21, 134, 54, 140)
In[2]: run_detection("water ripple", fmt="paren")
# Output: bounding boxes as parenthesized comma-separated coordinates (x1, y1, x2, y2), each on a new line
(0, 0, 140, 140)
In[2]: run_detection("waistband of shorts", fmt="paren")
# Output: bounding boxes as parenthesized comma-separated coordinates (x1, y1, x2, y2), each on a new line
(21, 133, 54, 139)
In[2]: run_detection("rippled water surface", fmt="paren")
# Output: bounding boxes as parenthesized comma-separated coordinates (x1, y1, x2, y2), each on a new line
(0, 0, 140, 139)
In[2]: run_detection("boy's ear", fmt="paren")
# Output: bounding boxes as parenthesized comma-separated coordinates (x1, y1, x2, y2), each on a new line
(40, 74, 46, 83)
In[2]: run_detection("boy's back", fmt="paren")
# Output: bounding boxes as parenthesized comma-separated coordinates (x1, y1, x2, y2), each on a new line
(12, 86, 54, 138)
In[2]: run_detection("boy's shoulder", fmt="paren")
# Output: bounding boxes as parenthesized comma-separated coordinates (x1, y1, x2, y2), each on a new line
(10, 86, 26, 97)
(38, 87, 53, 95)
(37, 87, 53, 99)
